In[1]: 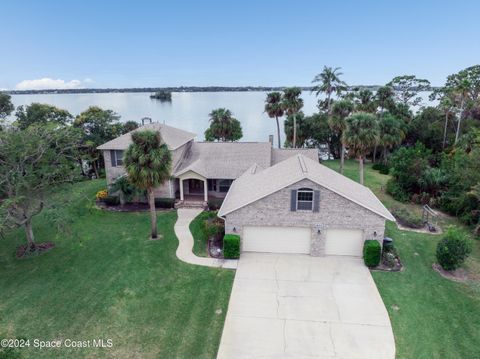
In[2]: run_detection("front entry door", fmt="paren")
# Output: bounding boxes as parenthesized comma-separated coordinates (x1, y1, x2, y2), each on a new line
(189, 179, 203, 194)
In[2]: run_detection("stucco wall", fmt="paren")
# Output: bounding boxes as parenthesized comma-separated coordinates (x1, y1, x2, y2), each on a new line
(224, 179, 386, 256)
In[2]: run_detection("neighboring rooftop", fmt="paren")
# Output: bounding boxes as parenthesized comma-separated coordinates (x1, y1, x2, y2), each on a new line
(173, 142, 273, 179)
(97, 122, 196, 151)
(272, 148, 318, 165)
(218, 154, 395, 221)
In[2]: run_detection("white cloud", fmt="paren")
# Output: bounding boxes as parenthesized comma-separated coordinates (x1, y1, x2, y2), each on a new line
(15, 78, 94, 90)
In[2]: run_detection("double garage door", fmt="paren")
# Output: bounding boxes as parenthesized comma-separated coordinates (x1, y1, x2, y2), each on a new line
(242, 226, 364, 256)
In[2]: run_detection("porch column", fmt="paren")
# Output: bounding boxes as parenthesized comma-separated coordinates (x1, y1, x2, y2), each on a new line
(203, 179, 208, 202)
(180, 178, 184, 201)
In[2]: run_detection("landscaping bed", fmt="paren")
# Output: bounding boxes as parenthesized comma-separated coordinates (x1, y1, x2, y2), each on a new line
(16, 242, 55, 259)
(190, 211, 225, 258)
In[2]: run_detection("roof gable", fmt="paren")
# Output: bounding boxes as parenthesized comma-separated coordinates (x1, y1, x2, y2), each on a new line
(97, 122, 196, 151)
(218, 155, 395, 221)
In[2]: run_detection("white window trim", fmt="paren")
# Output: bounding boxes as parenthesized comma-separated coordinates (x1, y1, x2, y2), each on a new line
(296, 188, 314, 211)
(113, 150, 124, 167)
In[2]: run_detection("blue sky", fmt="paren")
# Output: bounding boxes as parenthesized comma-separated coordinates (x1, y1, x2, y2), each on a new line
(1, 0, 479, 90)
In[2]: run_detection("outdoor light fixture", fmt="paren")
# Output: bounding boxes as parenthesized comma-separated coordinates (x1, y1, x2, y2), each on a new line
(373, 231, 377, 237)
(233, 227, 236, 232)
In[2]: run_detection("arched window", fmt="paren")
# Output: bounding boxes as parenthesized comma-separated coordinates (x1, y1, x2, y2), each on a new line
(297, 188, 314, 210)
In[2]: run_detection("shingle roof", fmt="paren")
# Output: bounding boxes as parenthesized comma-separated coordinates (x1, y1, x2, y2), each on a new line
(218, 154, 395, 221)
(173, 142, 272, 179)
(272, 148, 318, 164)
(97, 122, 196, 150)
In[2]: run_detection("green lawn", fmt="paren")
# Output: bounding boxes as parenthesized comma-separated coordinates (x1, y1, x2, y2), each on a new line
(324, 159, 480, 359)
(0, 180, 234, 359)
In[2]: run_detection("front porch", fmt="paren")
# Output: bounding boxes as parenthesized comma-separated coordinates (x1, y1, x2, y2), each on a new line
(175, 172, 233, 209)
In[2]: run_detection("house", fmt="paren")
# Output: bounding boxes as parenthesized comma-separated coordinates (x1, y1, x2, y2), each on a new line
(218, 154, 395, 256)
(97, 122, 318, 204)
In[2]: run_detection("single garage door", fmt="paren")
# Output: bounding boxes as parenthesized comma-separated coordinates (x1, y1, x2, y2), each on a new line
(325, 229, 364, 256)
(242, 226, 311, 254)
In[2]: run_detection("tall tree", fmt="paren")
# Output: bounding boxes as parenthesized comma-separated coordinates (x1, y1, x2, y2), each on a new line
(387, 75, 431, 107)
(204, 108, 243, 142)
(343, 112, 379, 185)
(438, 95, 455, 149)
(282, 87, 304, 148)
(312, 66, 347, 113)
(0, 125, 80, 252)
(15, 103, 72, 129)
(330, 99, 354, 174)
(284, 112, 308, 147)
(124, 130, 172, 239)
(378, 113, 405, 163)
(0, 93, 14, 121)
(74, 106, 122, 178)
(264, 92, 284, 148)
(122, 120, 140, 134)
(354, 89, 377, 113)
(375, 86, 395, 114)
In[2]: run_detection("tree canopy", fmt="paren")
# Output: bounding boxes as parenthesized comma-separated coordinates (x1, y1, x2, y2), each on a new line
(0, 125, 80, 251)
(204, 108, 243, 142)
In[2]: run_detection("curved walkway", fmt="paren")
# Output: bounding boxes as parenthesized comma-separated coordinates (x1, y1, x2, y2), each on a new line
(174, 208, 238, 269)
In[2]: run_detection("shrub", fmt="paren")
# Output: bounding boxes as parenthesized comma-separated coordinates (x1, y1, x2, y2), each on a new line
(386, 179, 409, 202)
(372, 163, 390, 174)
(379, 165, 390, 175)
(103, 195, 120, 206)
(208, 198, 224, 211)
(391, 207, 424, 228)
(436, 227, 472, 271)
(223, 234, 240, 259)
(96, 189, 108, 200)
(154, 198, 175, 208)
(204, 216, 224, 239)
(363, 240, 381, 267)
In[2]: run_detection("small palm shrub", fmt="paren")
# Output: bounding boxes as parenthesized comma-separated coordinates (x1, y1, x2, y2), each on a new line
(363, 240, 381, 267)
(436, 227, 472, 271)
(223, 234, 240, 259)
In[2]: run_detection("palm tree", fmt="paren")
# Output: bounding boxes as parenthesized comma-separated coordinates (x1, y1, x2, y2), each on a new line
(378, 114, 405, 164)
(205, 108, 243, 142)
(264, 92, 284, 148)
(282, 87, 304, 148)
(124, 130, 172, 239)
(343, 112, 379, 185)
(312, 66, 347, 113)
(329, 100, 354, 174)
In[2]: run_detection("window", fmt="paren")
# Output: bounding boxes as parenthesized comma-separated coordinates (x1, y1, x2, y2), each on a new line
(297, 188, 314, 210)
(208, 179, 217, 191)
(219, 179, 233, 193)
(111, 150, 124, 167)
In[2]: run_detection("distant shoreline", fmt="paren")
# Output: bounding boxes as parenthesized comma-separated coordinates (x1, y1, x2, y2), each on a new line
(6, 85, 439, 95)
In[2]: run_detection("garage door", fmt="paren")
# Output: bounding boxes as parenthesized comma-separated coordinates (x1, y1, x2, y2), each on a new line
(242, 226, 311, 254)
(325, 229, 364, 256)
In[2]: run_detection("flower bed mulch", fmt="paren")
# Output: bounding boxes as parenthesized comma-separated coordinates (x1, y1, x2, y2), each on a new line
(372, 253, 404, 272)
(16, 242, 55, 259)
(96, 201, 173, 212)
(432, 263, 468, 282)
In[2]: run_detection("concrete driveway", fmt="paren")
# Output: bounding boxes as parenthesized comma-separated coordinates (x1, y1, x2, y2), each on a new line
(217, 253, 395, 359)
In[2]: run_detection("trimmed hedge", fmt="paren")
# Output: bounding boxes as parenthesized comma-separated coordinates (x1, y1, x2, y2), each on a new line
(363, 240, 381, 267)
(372, 163, 390, 174)
(436, 227, 472, 271)
(223, 234, 240, 259)
(155, 198, 175, 208)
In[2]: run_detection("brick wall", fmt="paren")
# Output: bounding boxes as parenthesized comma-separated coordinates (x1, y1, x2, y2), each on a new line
(224, 179, 386, 256)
